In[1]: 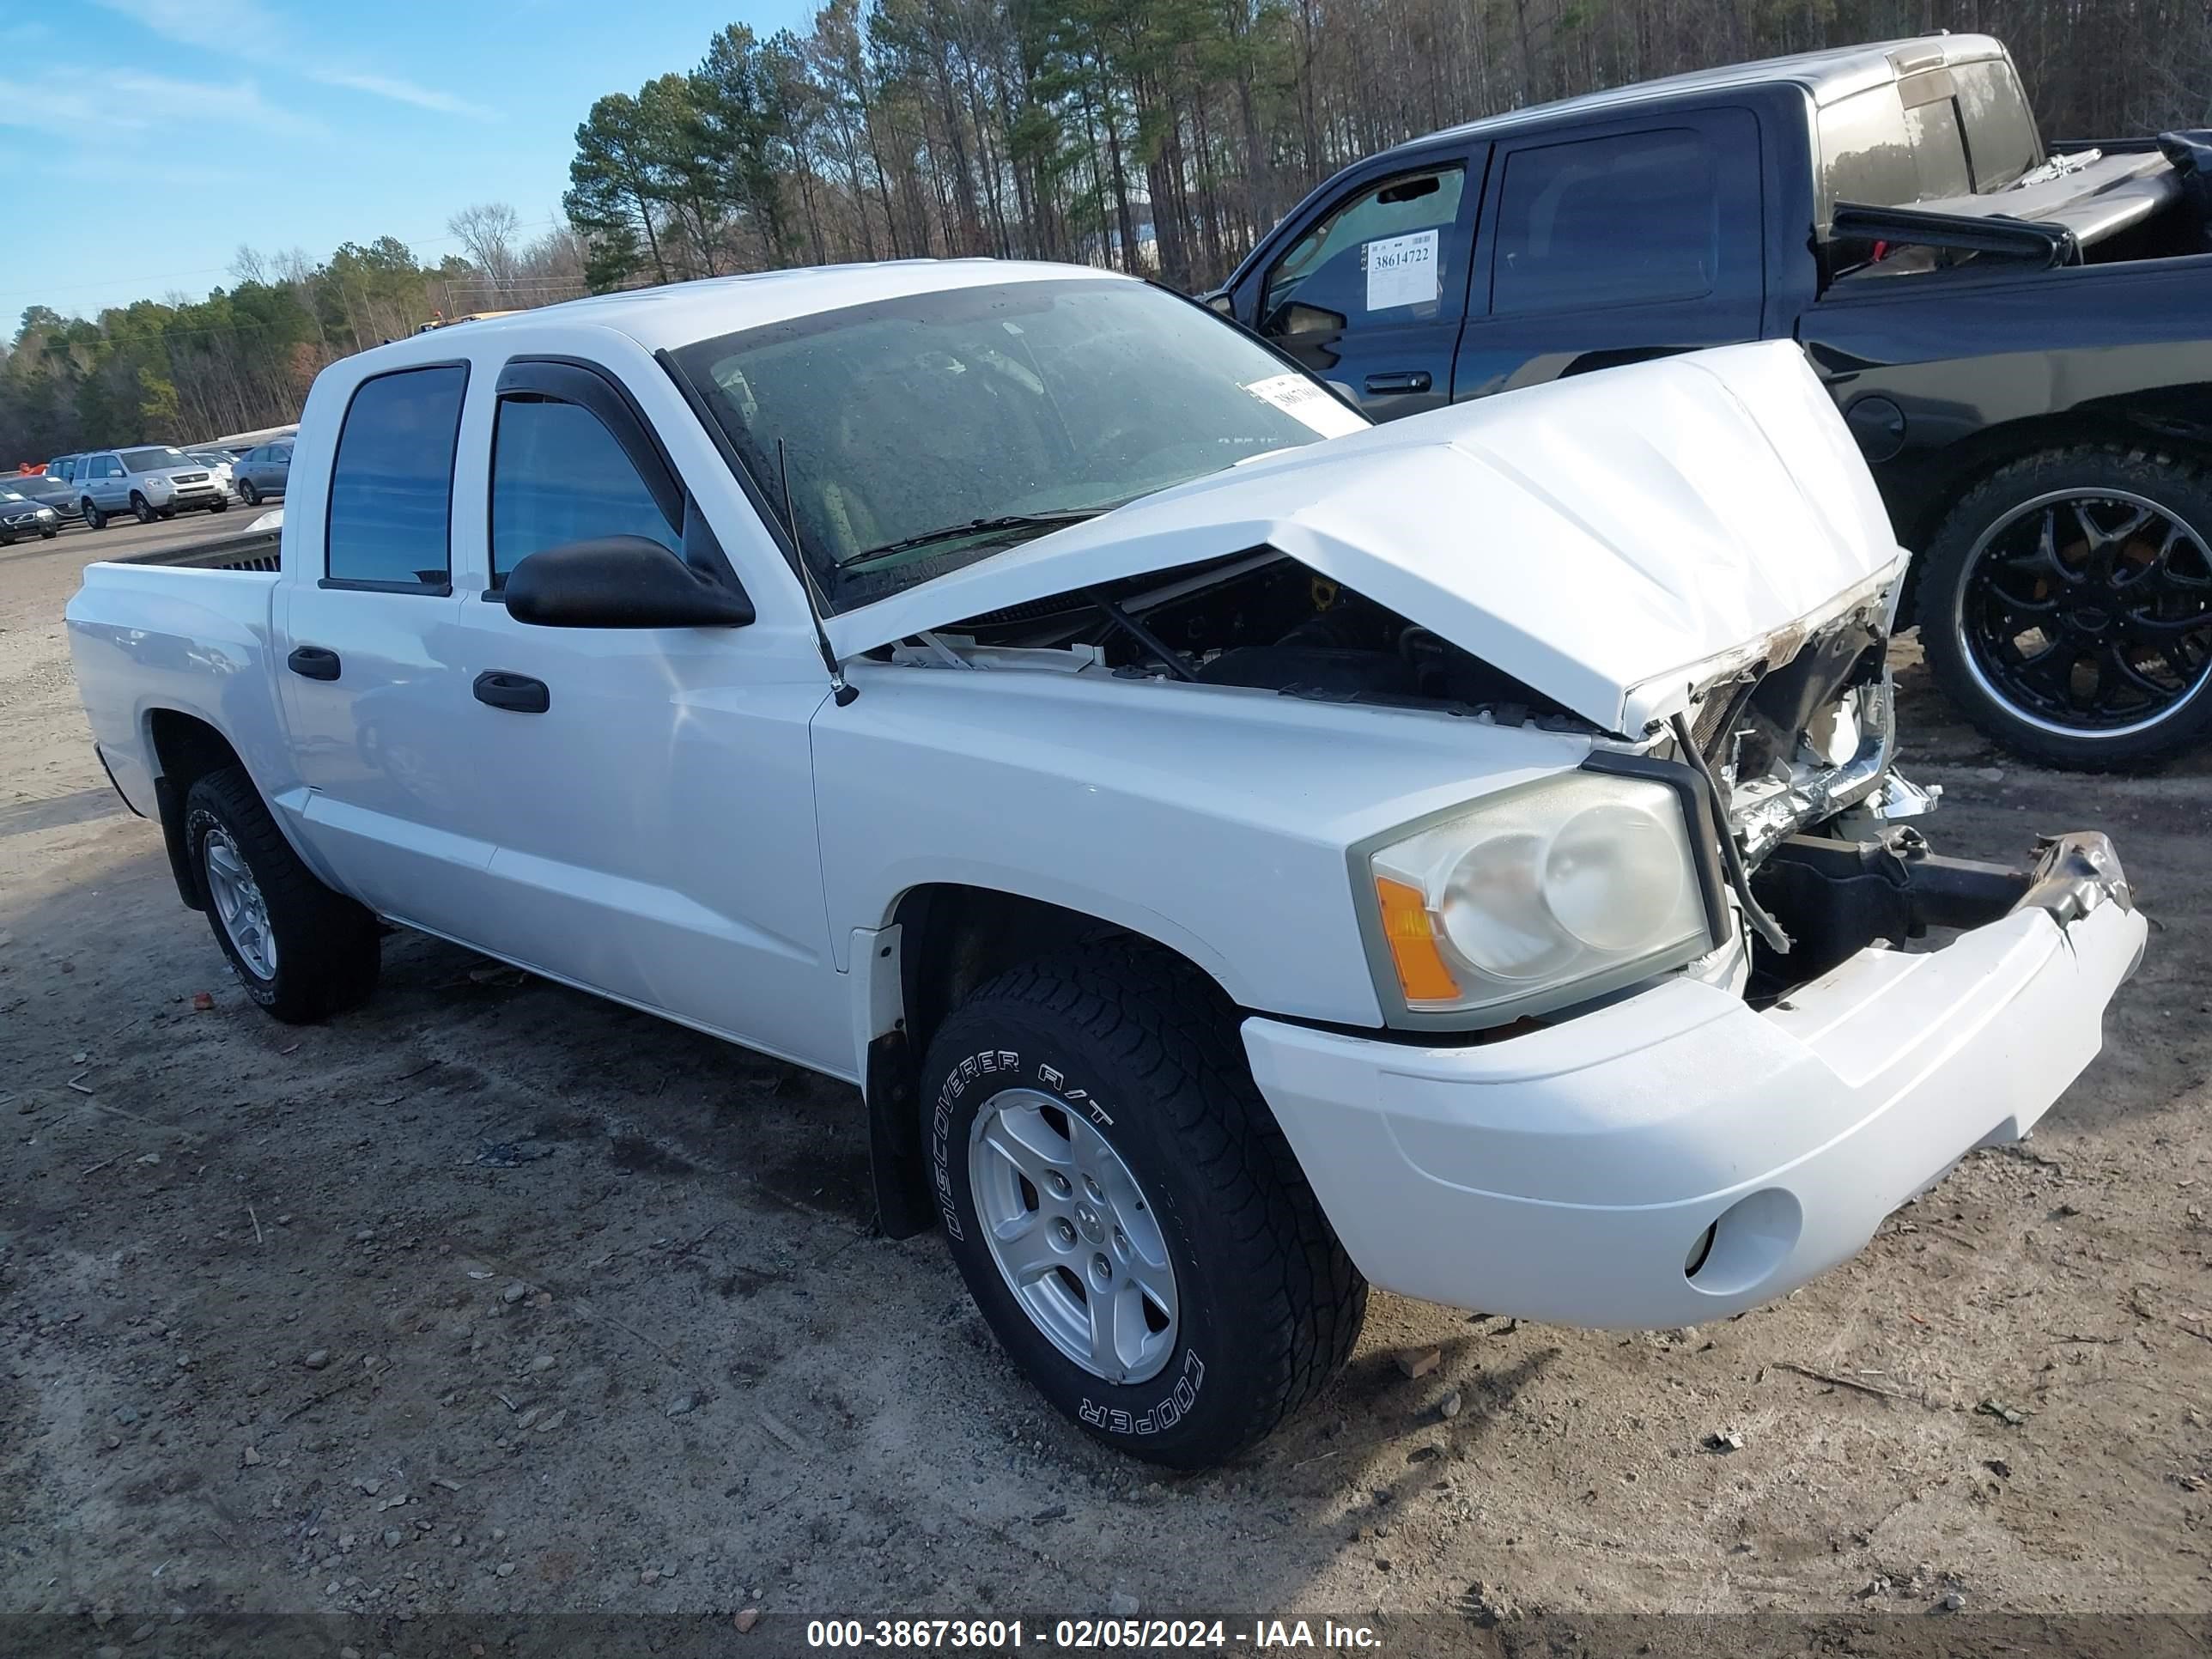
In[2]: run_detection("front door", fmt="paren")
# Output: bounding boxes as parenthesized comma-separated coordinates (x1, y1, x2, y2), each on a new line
(1247, 148, 1488, 420)
(440, 357, 845, 1071)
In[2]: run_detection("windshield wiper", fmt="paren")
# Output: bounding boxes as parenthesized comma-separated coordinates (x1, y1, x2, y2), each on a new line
(834, 508, 1107, 571)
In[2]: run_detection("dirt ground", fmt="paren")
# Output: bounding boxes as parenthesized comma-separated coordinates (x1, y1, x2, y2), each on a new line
(4, 521, 2210, 1649)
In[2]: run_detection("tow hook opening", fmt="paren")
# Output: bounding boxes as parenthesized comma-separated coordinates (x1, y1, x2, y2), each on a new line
(1685, 1188, 1802, 1296)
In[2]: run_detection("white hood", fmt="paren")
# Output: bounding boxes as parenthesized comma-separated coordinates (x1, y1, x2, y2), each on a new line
(823, 341, 1906, 732)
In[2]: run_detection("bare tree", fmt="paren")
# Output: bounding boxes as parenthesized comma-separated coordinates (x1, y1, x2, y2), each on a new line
(446, 203, 524, 301)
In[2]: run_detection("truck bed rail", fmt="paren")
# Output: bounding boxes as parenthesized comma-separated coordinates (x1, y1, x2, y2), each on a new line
(114, 528, 282, 573)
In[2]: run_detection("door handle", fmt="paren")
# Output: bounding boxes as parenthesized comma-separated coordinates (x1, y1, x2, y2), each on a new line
(286, 645, 341, 681)
(473, 671, 550, 714)
(1364, 370, 1432, 394)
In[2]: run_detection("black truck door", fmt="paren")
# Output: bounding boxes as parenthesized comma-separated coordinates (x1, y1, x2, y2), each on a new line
(1451, 108, 1766, 402)
(1242, 146, 1489, 419)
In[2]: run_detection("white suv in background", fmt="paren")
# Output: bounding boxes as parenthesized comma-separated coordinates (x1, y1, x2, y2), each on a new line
(76, 447, 232, 529)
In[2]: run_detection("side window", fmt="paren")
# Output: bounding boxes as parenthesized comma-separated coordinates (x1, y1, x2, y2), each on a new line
(1491, 127, 1749, 315)
(325, 364, 467, 590)
(93, 457, 117, 480)
(489, 398, 681, 585)
(1261, 163, 1467, 337)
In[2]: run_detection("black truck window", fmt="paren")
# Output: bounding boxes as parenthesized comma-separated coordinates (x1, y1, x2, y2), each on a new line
(1491, 129, 1741, 315)
(1261, 163, 1467, 337)
(325, 365, 468, 591)
(1954, 60, 2043, 190)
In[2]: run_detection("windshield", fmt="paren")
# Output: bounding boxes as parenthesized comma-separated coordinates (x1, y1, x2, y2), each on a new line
(670, 277, 1364, 612)
(122, 447, 191, 473)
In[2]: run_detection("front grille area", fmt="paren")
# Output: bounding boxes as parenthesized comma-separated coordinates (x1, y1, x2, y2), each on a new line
(173, 471, 208, 483)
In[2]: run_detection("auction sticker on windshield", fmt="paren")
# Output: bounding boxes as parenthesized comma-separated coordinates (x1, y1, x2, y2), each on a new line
(1242, 374, 1369, 439)
(1365, 227, 1439, 310)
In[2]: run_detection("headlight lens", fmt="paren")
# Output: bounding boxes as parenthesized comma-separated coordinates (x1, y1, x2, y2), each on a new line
(1364, 771, 1711, 1021)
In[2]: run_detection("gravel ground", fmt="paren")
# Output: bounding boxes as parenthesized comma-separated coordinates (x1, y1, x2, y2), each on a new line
(3, 529, 2209, 1648)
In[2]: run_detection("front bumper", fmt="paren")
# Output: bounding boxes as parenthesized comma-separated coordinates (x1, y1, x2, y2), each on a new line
(1243, 833, 2146, 1328)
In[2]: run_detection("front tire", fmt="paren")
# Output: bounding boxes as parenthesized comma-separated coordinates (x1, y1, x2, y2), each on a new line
(209, 497, 229, 513)
(923, 949, 1365, 1468)
(82, 499, 106, 531)
(131, 493, 157, 525)
(183, 766, 380, 1023)
(238, 479, 260, 506)
(1920, 446, 2212, 770)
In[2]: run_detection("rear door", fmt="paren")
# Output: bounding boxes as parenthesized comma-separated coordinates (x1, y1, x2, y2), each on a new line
(274, 362, 483, 923)
(1451, 108, 1766, 401)
(1244, 148, 1487, 419)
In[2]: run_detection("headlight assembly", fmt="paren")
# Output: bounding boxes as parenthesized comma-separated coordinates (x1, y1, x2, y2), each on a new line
(1358, 769, 1717, 1027)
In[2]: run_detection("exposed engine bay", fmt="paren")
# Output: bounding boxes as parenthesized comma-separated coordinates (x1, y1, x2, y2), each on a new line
(909, 550, 1592, 727)
(892, 547, 1949, 1006)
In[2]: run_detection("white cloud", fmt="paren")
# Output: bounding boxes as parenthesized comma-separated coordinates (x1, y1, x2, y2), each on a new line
(94, 0, 495, 121)
(312, 70, 489, 118)
(0, 70, 322, 140)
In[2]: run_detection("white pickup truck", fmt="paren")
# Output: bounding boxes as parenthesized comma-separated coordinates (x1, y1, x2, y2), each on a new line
(65, 262, 2145, 1468)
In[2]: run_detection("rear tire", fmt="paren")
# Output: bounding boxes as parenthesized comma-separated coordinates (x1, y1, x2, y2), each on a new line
(923, 948, 1365, 1468)
(1920, 446, 2212, 771)
(183, 766, 380, 1023)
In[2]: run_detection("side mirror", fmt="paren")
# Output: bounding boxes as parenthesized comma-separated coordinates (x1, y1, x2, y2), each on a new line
(1202, 290, 1235, 316)
(503, 536, 756, 629)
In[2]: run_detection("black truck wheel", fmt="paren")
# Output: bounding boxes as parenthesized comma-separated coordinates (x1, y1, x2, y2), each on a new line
(922, 948, 1365, 1468)
(1920, 446, 2212, 770)
(182, 766, 380, 1022)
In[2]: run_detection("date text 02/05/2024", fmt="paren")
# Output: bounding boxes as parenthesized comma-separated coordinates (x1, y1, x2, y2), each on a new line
(805, 1618, 1383, 1649)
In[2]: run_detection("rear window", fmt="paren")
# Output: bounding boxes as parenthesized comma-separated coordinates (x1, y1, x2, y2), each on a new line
(325, 365, 468, 590)
(1954, 60, 2042, 190)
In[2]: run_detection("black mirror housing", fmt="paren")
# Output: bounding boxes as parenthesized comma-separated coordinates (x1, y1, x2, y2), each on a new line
(503, 536, 756, 629)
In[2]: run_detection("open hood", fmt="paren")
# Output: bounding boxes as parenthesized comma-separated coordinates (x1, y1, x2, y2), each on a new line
(823, 341, 1906, 732)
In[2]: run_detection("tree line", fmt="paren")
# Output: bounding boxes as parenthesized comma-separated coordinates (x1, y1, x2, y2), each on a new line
(9, 0, 2207, 466)
(0, 219, 585, 469)
(563, 0, 2212, 294)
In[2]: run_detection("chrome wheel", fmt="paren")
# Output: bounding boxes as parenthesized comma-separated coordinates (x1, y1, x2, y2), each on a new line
(203, 827, 276, 979)
(968, 1087, 1178, 1384)
(1957, 487, 2212, 738)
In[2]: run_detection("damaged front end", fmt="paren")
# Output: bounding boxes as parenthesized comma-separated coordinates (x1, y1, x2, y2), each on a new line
(1663, 580, 2137, 998)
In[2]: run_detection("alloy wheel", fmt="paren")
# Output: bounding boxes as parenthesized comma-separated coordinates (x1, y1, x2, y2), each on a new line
(1957, 487, 2212, 738)
(967, 1086, 1179, 1384)
(203, 827, 277, 980)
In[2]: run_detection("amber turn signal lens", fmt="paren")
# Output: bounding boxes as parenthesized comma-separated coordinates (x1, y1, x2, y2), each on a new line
(1374, 875, 1461, 1004)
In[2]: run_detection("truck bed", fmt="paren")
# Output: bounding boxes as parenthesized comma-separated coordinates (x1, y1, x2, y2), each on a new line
(64, 560, 286, 823)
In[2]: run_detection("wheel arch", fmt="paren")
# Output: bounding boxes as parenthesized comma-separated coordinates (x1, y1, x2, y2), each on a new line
(144, 708, 248, 911)
(859, 882, 1244, 1241)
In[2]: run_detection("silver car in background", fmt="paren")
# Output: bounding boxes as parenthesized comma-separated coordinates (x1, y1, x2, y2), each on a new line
(231, 439, 291, 506)
(76, 447, 231, 530)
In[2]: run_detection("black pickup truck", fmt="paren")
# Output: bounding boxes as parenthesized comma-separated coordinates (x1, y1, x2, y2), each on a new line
(1208, 34, 2212, 769)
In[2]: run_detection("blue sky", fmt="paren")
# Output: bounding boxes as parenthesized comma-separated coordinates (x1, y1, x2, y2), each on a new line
(0, 0, 817, 329)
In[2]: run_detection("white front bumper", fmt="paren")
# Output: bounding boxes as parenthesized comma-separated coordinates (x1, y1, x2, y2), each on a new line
(1243, 884, 2145, 1329)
